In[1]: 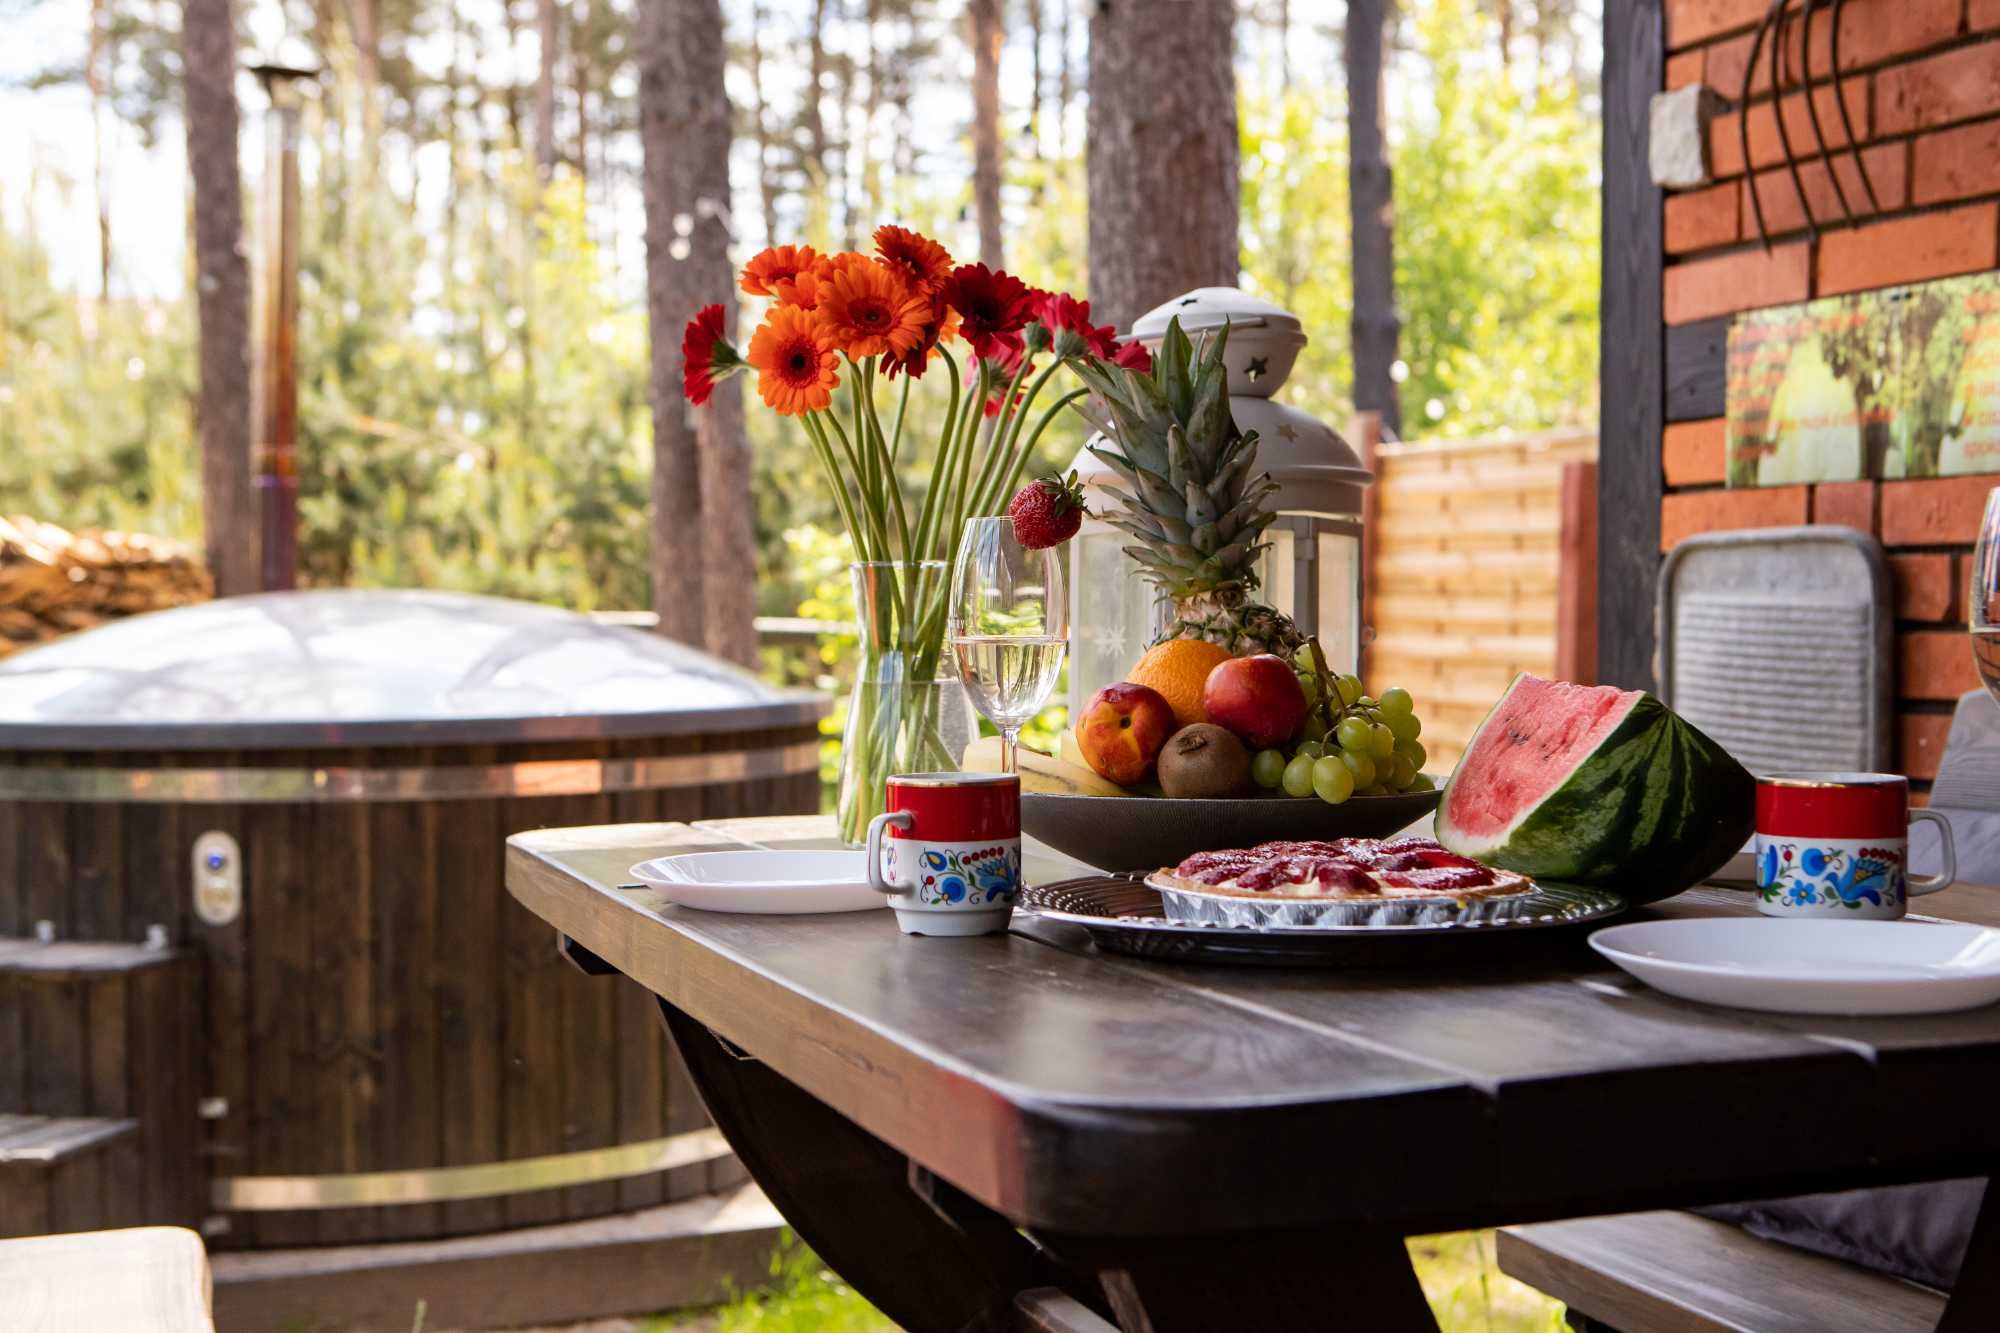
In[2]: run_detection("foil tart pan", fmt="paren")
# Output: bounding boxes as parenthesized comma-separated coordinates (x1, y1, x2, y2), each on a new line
(1146, 875, 1543, 930)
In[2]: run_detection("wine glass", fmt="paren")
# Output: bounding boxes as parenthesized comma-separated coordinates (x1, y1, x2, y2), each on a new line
(949, 517, 1068, 774)
(1975, 487, 2000, 705)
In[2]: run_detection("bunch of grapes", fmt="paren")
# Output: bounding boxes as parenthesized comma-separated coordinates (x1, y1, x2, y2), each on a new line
(1247, 642, 1432, 805)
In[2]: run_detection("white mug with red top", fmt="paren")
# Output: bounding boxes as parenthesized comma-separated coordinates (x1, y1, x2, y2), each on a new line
(865, 771, 1022, 936)
(1754, 773, 1957, 920)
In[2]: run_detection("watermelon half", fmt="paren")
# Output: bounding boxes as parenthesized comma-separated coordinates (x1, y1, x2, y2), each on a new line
(1436, 674, 1754, 905)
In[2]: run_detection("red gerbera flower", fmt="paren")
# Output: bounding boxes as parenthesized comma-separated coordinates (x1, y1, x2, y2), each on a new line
(941, 263, 1036, 364)
(880, 298, 961, 380)
(1110, 338, 1153, 374)
(873, 225, 954, 294)
(680, 303, 746, 405)
(1035, 291, 1120, 360)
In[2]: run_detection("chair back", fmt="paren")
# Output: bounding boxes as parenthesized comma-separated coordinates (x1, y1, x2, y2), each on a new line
(1655, 526, 1893, 774)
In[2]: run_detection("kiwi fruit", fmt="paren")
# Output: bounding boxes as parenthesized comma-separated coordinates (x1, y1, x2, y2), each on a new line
(1157, 723, 1253, 799)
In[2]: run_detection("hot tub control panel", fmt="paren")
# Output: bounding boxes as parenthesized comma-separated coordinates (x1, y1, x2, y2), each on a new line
(192, 830, 243, 926)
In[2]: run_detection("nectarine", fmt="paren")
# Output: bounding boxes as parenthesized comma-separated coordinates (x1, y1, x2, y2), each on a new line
(1075, 682, 1177, 786)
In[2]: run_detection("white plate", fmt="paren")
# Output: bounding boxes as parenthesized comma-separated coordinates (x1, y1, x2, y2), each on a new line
(1589, 919, 2000, 1016)
(629, 850, 884, 915)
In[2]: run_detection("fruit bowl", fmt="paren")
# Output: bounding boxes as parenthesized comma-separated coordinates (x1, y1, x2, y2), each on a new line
(1022, 786, 1443, 873)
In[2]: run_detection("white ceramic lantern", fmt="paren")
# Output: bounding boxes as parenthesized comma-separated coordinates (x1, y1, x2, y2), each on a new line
(1066, 287, 1373, 713)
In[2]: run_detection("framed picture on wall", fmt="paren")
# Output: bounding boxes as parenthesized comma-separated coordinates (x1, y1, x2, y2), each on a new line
(1726, 272, 2000, 486)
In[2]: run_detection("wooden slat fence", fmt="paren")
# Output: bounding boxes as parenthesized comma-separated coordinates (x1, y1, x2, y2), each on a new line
(1363, 429, 1599, 772)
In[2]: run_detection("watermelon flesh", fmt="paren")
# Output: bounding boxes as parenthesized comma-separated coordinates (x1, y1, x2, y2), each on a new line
(1436, 674, 1755, 905)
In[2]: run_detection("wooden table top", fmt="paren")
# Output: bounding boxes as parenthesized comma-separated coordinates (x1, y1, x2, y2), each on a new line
(506, 815, 2000, 1240)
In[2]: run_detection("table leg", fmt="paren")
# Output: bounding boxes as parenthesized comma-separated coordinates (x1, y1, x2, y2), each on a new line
(1941, 1178, 2000, 1331)
(656, 999, 1093, 1333)
(1041, 1228, 1440, 1333)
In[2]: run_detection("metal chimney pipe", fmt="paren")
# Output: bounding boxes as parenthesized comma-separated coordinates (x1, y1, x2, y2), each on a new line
(249, 63, 313, 593)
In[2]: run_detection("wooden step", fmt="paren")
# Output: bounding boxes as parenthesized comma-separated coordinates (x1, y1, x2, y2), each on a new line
(0, 1114, 142, 1238)
(209, 1182, 784, 1331)
(0, 938, 181, 980)
(0, 947, 205, 1230)
(0, 1225, 213, 1332)
(1498, 1210, 1948, 1333)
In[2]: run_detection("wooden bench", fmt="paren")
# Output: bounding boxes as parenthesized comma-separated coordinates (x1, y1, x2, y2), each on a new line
(0, 1225, 213, 1331)
(1498, 1210, 1947, 1332)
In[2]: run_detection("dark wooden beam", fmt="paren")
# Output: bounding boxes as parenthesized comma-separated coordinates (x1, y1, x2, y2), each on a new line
(1666, 316, 1729, 423)
(1599, 0, 1666, 690)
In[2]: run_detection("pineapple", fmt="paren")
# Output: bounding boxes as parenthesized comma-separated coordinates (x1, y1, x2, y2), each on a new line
(1070, 318, 1305, 658)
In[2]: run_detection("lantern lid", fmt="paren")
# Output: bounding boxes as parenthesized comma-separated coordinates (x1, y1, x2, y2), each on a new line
(1129, 287, 1308, 398)
(0, 588, 826, 751)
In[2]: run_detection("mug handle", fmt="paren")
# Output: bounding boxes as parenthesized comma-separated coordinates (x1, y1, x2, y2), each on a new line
(1908, 809, 1957, 896)
(865, 811, 916, 895)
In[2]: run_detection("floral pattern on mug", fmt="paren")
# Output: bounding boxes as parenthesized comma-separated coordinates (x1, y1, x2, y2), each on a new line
(914, 843, 1020, 907)
(1757, 841, 1905, 911)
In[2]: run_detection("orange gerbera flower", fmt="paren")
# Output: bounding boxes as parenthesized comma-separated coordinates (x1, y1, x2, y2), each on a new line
(746, 305, 840, 415)
(873, 225, 954, 293)
(740, 245, 822, 299)
(815, 260, 932, 359)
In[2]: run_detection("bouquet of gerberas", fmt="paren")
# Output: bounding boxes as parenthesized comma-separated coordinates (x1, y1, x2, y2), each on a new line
(682, 224, 1149, 841)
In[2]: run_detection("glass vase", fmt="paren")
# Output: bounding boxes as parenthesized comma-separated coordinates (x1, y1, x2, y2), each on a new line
(836, 561, 975, 847)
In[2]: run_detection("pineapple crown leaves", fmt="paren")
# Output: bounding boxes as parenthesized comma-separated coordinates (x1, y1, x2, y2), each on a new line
(1069, 314, 1280, 596)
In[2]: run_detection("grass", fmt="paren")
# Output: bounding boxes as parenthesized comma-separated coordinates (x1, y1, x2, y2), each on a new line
(640, 1229, 1566, 1332)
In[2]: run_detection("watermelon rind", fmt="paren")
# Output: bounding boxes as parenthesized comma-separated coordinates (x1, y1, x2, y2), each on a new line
(1437, 675, 1755, 906)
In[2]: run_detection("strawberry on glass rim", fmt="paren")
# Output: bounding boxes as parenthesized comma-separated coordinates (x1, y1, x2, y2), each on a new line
(1007, 471, 1087, 550)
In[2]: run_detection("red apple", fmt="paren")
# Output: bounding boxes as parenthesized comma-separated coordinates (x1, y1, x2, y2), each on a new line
(1075, 682, 1177, 786)
(1202, 654, 1309, 748)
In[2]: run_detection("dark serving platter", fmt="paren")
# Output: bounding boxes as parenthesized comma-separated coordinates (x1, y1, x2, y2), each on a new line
(1022, 787, 1442, 873)
(1016, 874, 1627, 968)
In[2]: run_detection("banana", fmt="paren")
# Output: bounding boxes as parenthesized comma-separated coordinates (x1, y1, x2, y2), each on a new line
(960, 736, 1133, 797)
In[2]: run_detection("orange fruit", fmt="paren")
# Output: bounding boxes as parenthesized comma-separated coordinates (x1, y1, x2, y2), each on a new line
(1125, 639, 1234, 729)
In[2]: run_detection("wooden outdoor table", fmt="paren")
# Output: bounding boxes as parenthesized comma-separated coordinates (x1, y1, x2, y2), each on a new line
(506, 815, 2000, 1332)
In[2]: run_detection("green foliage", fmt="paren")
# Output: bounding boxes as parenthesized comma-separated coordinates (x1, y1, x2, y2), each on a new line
(294, 152, 653, 608)
(0, 207, 200, 536)
(1239, 0, 1600, 442)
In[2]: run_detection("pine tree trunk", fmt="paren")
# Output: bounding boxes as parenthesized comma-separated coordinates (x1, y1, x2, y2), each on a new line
(535, 0, 560, 177)
(805, 0, 830, 211)
(969, 0, 1005, 266)
(1346, 0, 1401, 437)
(638, 0, 756, 663)
(90, 0, 112, 298)
(181, 0, 258, 597)
(1085, 0, 1239, 332)
(747, 0, 780, 242)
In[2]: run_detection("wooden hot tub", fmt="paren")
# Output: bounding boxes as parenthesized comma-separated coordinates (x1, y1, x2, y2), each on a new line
(0, 589, 825, 1247)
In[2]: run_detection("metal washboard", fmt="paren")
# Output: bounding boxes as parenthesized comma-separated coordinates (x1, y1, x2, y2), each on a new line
(1656, 526, 1893, 775)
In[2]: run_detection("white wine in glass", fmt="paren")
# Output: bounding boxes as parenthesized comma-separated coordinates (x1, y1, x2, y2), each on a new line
(1974, 486, 2000, 704)
(949, 516, 1067, 773)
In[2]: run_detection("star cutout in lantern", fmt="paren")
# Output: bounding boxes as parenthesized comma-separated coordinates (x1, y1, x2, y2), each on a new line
(1246, 356, 1269, 380)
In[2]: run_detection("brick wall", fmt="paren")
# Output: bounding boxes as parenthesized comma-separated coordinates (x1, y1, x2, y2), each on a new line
(1660, 0, 1998, 792)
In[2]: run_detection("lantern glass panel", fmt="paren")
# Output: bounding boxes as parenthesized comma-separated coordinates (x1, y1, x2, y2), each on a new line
(1316, 528, 1362, 675)
(1069, 527, 1159, 712)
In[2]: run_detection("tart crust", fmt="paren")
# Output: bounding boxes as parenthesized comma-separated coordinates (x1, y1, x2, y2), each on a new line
(1153, 837, 1534, 902)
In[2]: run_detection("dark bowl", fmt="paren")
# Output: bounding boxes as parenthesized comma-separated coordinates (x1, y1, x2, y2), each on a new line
(1023, 786, 1444, 873)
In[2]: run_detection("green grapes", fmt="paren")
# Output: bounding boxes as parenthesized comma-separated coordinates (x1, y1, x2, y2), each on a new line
(1311, 755, 1355, 804)
(1281, 753, 1317, 798)
(1340, 749, 1376, 788)
(1385, 710, 1422, 743)
(1251, 749, 1288, 788)
(1335, 716, 1372, 753)
(1334, 674, 1363, 707)
(1367, 723, 1397, 760)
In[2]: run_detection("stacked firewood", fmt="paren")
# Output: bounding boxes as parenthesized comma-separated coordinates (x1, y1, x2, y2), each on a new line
(0, 517, 213, 659)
